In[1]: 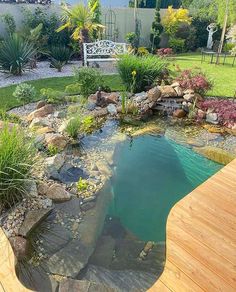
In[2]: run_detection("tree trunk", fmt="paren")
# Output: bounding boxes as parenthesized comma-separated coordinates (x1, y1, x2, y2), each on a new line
(80, 28, 91, 66)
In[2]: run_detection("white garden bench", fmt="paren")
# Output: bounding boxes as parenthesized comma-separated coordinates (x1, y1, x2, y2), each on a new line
(83, 40, 127, 66)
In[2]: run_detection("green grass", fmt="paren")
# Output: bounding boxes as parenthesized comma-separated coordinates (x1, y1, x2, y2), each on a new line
(170, 53, 236, 97)
(0, 53, 235, 110)
(0, 75, 124, 110)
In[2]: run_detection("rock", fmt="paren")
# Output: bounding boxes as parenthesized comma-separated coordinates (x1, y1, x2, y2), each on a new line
(197, 109, 206, 119)
(134, 92, 147, 103)
(194, 146, 235, 165)
(92, 108, 108, 117)
(46, 183, 71, 202)
(183, 93, 195, 102)
(106, 92, 119, 104)
(183, 89, 194, 95)
(81, 201, 96, 212)
(59, 166, 86, 184)
(206, 113, 218, 125)
(159, 85, 177, 98)
(132, 124, 162, 137)
(107, 104, 117, 116)
(87, 102, 96, 111)
(103, 151, 114, 166)
(37, 181, 49, 196)
(27, 104, 54, 122)
(174, 86, 183, 97)
(24, 180, 38, 197)
(45, 154, 65, 177)
(171, 82, 180, 88)
(29, 117, 51, 129)
(96, 161, 112, 177)
(187, 138, 205, 147)
(59, 279, 115, 292)
(54, 111, 66, 119)
(19, 208, 52, 237)
(143, 241, 155, 253)
(36, 100, 47, 109)
(45, 133, 68, 150)
(173, 109, 187, 118)
(147, 87, 161, 102)
(36, 126, 54, 134)
(9, 236, 29, 260)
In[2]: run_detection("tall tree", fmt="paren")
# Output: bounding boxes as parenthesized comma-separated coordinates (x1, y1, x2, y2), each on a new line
(150, 0, 164, 51)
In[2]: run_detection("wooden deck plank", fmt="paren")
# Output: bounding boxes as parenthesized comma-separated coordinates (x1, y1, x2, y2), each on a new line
(150, 159, 236, 291)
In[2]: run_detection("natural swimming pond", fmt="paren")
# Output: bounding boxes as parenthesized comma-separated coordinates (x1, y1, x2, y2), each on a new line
(108, 134, 222, 242)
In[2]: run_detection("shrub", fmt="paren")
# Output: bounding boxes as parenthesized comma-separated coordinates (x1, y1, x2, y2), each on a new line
(80, 115, 95, 133)
(125, 32, 138, 48)
(50, 59, 66, 72)
(65, 116, 81, 139)
(169, 37, 185, 53)
(40, 88, 65, 104)
(13, 83, 36, 106)
(199, 99, 236, 127)
(74, 67, 104, 97)
(175, 69, 212, 95)
(49, 45, 72, 64)
(223, 43, 235, 53)
(0, 34, 36, 75)
(0, 124, 36, 209)
(137, 47, 149, 56)
(65, 83, 81, 95)
(156, 48, 173, 57)
(117, 54, 167, 93)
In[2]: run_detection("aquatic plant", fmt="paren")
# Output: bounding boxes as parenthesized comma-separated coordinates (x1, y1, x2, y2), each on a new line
(77, 177, 88, 192)
(0, 124, 36, 209)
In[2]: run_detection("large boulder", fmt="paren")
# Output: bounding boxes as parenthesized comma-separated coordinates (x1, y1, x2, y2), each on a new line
(45, 133, 68, 150)
(18, 208, 52, 237)
(59, 279, 115, 292)
(173, 109, 187, 118)
(147, 87, 161, 102)
(159, 85, 177, 98)
(46, 183, 71, 202)
(194, 146, 235, 165)
(45, 154, 65, 177)
(29, 117, 51, 129)
(27, 104, 54, 122)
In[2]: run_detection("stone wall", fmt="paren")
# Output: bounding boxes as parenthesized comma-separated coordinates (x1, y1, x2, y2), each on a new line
(0, 4, 168, 46)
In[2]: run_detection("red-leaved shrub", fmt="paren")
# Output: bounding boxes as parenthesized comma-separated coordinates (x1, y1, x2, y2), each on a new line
(175, 69, 212, 95)
(199, 99, 236, 127)
(157, 48, 173, 57)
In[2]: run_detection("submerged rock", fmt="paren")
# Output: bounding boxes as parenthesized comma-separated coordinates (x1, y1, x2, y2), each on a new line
(132, 124, 163, 137)
(59, 279, 115, 292)
(19, 208, 52, 237)
(9, 236, 29, 260)
(194, 146, 235, 165)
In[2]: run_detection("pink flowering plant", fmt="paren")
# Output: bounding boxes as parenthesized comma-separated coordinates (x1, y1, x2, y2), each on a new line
(199, 99, 236, 127)
(175, 69, 212, 95)
(157, 48, 173, 57)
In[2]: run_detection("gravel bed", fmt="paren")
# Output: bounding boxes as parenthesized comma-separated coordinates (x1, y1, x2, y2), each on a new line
(0, 60, 118, 88)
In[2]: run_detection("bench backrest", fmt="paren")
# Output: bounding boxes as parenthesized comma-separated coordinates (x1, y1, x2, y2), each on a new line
(83, 40, 127, 64)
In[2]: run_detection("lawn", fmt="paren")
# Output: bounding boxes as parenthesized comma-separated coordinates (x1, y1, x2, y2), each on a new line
(0, 75, 124, 111)
(171, 53, 236, 98)
(0, 53, 235, 111)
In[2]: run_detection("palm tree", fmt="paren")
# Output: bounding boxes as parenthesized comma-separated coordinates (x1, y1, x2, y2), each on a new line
(57, 2, 104, 64)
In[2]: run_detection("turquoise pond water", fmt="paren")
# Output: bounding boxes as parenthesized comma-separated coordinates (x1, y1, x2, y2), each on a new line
(108, 135, 222, 242)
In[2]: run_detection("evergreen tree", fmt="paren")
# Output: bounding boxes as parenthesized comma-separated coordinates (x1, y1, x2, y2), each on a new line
(150, 0, 164, 51)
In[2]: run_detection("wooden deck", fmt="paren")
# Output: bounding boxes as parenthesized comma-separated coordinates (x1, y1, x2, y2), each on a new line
(0, 159, 236, 292)
(150, 158, 236, 292)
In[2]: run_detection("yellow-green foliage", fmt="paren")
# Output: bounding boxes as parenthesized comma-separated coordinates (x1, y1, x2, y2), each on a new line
(81, 115, 95, 133)
(65, 83, 81, 94)
(162, 6, 192, 36)
(77, 177, 88, 191)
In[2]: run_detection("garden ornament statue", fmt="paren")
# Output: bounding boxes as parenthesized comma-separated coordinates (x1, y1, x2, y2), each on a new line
(207, 23, 218, 49)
